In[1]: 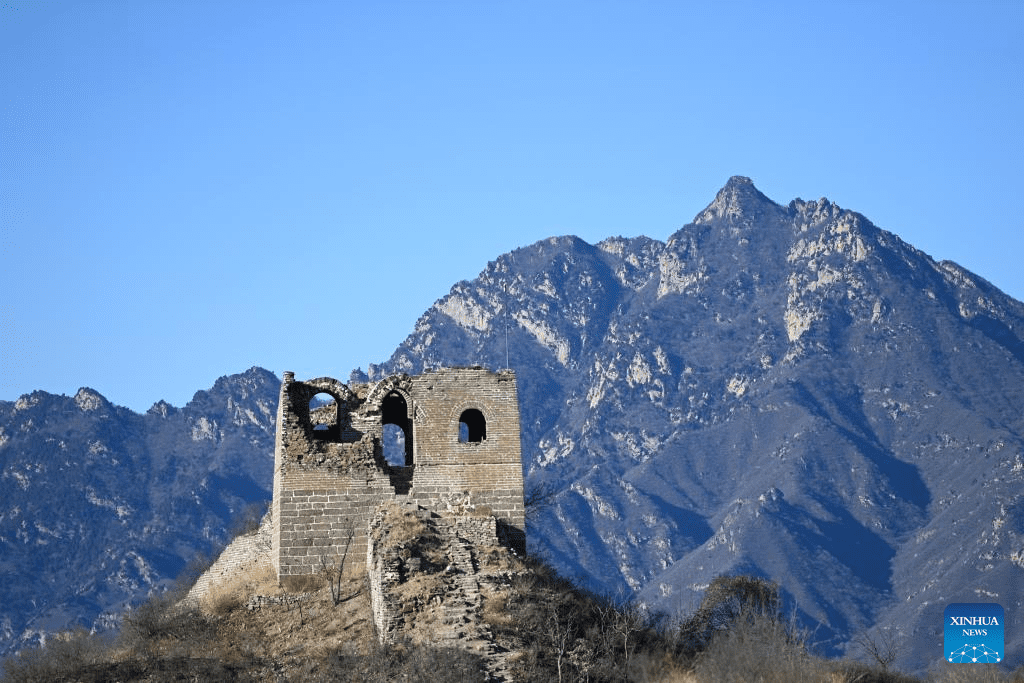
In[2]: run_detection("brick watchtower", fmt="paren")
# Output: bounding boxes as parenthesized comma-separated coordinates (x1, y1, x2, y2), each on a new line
(271, 367, 525, 586)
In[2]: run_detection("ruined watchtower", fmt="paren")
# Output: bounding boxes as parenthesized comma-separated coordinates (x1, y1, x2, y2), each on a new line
(271, 367, 525, 585)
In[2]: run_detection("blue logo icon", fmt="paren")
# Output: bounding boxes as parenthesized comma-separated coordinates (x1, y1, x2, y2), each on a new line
(944, 603, 1004, 663)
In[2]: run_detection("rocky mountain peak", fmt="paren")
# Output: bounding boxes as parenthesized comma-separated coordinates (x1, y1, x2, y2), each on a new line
(0, 368, 282, 657)
(693, 175, 778, 224)
(147, 400, 177, 418)
(370, 178, 1024, 672)
(73, 387, 109, 412)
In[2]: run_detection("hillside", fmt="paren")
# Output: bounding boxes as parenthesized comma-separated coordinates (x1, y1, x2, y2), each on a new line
(8, 504, 1006, 683)
(0, 368, 280, 655)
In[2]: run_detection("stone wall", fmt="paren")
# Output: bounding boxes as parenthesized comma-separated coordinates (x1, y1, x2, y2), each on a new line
(272, 367, 525, 586)
(187, 511, 274, 603)
(365, 504, 514, 681)
(405, 369, 525, 550)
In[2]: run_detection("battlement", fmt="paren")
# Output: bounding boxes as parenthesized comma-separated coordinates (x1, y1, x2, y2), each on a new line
(271, 367, 525, 586)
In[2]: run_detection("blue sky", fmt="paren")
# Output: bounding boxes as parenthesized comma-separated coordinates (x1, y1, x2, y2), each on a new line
(2, 1, 1021, 412)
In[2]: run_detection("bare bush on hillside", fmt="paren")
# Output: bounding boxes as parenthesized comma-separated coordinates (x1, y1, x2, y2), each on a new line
(690, 610, 824, 683)
(319, 516, 357, 606)
(1, 628, 112, 683)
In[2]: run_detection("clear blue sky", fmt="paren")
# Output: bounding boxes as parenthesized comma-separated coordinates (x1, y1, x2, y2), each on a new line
(2, 1, 1021, 412)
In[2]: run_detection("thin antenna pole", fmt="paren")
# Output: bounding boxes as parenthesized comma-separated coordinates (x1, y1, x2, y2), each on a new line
(504, 280, 510, 370)
(504, 254, 513, 370)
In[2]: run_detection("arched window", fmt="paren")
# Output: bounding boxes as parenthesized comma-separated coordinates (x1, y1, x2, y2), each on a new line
(459, 409, 486, 443)
(309, 392, 337, 439)
(381, 391, 412, 466)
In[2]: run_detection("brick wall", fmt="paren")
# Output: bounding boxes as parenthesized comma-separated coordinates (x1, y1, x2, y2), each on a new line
(272, 367, 525, 584)
(188, 512, 274, 603)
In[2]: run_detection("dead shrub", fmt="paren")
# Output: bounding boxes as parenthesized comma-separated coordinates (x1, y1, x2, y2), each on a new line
(282, 572, 325, 593)
(482, 591, 513, 628)
(119, 592, 216, 657)
(319, 516, 357, 605)
(390, 516, 429, 545)
(829, 661, 921, 682)
(198, 560, 277, 616)
(629, 650, 698, 683)
(690, 609, 826, 683)
(297, 639, 486, 683)
(244, 560, 280, 594)
(1, 628, 111, 683)
(677, 574, 781, 657)
(202, 578, 246, 617)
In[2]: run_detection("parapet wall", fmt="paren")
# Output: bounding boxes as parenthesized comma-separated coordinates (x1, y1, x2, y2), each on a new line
(188, 511, 274, 603)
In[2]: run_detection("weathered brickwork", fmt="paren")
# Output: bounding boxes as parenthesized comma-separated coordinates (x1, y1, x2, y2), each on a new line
(187, 512, 274, 604)
(365, 504, 515, 681)
(271, 367, 525, 586)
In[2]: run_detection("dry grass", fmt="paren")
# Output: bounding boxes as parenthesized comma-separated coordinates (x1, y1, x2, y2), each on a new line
(195, 571, 375, 676)
(27, 536, 1024, 683)
(927, 662, 1024, 683)
(372, 502, 430, 546)
(685, 611, 826, 683)
(481, 588, 513, 628)
(283, 572, 326, 593)
(478, 545, 517, 571)
(393, 573, 444, 603)
(200, 559, 279, 616)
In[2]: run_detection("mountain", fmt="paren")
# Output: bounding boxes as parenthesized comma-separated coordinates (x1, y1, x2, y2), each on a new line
(368, 177, 1024, 672)
(0, 367, 279, 655)
(4, 178, 1023, 674)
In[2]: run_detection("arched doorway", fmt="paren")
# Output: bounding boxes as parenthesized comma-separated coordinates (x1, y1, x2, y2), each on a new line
(381, 391, 412, 466)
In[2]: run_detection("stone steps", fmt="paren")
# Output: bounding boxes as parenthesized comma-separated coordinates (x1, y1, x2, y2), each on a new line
(368, 504, 515, 682)
(434, 521, 514, 683)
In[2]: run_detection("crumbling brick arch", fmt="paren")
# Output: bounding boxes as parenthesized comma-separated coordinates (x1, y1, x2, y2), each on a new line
(286, 377, 352, 442)
(366, 378, 417, 490)
(364, 375, 413, 409)
(309, 392, 338, 436)
(381, 391, 413, 466)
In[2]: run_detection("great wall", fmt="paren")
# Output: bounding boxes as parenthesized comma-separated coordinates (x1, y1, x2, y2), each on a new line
(188, 366, 526, 680)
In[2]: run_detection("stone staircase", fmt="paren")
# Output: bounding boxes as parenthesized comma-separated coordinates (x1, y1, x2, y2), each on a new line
(435, 523, 513, 682)
(369, 500, 514, 682)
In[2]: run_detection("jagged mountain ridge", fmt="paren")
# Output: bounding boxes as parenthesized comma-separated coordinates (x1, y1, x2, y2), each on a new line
(0, 367, 279, 655)
(3, 178, 1022, 673)
(369, 177, 1024, 671)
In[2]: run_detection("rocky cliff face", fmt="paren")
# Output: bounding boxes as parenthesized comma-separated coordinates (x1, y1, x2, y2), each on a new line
(0, 367, 279, 654)
(370, 177, 1024, 671)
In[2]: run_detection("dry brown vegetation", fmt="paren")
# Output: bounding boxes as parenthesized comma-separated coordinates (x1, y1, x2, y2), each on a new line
(374, 501, 430, 545)
(5, 538, 1024, 682)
